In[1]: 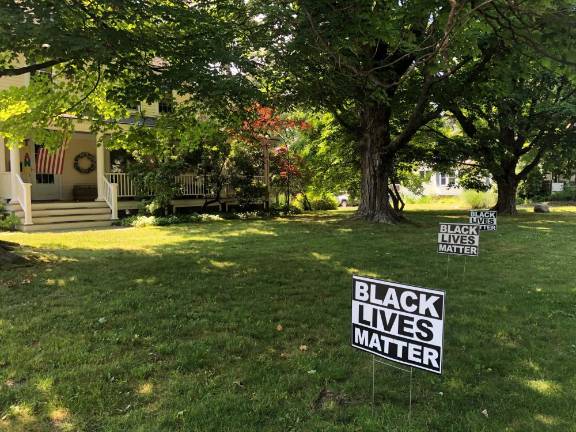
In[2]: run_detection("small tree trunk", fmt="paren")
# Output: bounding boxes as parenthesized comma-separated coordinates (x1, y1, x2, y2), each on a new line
(493, 177, 519, 215)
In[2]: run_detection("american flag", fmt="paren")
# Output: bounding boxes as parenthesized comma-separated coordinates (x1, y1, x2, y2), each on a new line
(36, 146, 66, 175)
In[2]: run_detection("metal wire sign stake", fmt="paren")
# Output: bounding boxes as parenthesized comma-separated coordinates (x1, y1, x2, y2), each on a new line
(351, 275, 446, 425)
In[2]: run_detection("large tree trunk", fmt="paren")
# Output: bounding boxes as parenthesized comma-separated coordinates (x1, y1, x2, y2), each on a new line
(493, 176, 519, 215)
(356, 106, 403, 223)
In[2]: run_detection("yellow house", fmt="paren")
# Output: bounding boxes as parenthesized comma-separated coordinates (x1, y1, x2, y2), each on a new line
(0, 71, 250, 231)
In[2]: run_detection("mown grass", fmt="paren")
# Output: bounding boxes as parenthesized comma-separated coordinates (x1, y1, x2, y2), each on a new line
(1, 206, 575, 431)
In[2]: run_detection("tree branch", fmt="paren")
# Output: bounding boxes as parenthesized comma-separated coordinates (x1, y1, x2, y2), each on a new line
(0, 58, 68, 77)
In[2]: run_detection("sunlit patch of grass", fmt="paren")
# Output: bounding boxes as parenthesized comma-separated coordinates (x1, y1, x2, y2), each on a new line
(5, 403, 36, 424)
(208, 259, 236, 269)
(48, 406, 74, 431)
(524, 379, 561, 396)
(137, 382, 154, 396)
(45, 278, 67, 287)
(534, 413, 560, 426)
(311, 252, 331, 261)
(34, 377, 53, 393)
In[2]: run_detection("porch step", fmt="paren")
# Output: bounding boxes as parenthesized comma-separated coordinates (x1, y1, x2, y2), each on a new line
(5, 201, 108, 212)
(31, 201, 109, 211)
(17, 220, 113, 232)
(8, 201, 114, 232)
(32, 213, 112, 224)
(12, 207, 111, 218)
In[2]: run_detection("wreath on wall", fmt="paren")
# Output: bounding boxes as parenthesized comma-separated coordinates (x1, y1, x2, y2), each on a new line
(73, 152, 97, 174)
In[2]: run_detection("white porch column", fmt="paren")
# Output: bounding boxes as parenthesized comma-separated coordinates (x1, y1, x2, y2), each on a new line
(0, 137, 6, 172)
(95, 133, 105, 201)
(9, 143, 21, 201)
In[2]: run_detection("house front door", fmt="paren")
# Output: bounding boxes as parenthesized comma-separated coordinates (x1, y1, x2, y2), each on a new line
(31, 143, 62, 201)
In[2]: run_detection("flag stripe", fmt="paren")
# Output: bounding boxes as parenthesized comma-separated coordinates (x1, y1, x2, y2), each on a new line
(36, 147, 66, 175)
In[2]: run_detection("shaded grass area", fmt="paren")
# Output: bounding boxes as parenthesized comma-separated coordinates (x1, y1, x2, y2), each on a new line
(1, 208, 575, 431)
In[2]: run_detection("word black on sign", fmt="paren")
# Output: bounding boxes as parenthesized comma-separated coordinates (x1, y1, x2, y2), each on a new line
(469, 210, 497, 231)
(438, 223, 479, 256)
(351, 275, 445, 374)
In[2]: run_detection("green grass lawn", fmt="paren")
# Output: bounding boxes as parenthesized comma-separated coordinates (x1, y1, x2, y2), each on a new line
(1, 206, 576, 431)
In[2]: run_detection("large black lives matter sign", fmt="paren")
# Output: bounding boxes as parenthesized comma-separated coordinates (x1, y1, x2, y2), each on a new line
(438, 223, 479, 256)
(351, 275, 445, 374)
(469, 210, 497, 231)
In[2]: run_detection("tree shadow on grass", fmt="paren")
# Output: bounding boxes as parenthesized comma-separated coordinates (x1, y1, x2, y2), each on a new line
(0, 213, 575, 431)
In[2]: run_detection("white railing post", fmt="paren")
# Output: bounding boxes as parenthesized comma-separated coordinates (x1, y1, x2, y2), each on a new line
(9, 144, 21, 202)
(22, 182, 32, 225)
(110, 183, 118, 220)
(10, 173, 33, 225)
(96, 136, 106, 201)
(101, 175, 119, 220)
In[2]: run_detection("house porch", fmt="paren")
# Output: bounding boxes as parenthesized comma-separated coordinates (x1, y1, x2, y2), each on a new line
(1, 134, 264, 231)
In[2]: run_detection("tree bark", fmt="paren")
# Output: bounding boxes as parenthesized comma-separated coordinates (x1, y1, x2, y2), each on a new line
(493, 176, 519, 215)
(356, 106, 403, 223)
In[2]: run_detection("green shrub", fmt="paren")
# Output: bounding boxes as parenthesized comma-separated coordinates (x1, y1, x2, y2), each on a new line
(459, 190, 496, 209)
(292, 193, 312, 211)
(0, 203, 19, 231)
(270, 204, 302, 216)
(550, 187, 576, 202)
(0, 213, 20, 231)
(120, 213, 225, 227)
(309, 193, 339, 210)
(518, 168, 547, 200)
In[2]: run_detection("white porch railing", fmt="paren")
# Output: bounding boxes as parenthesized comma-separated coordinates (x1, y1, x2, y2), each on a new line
(101, 176, 118, 220)
(176, 174, 207, 196)
(12, 174, 33, 225)
(103, 172, 268, 200)
(105, 172, 137, 198)
(105, 172, 211, 198)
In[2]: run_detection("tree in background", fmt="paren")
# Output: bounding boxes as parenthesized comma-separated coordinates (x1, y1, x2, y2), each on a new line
(290, 112, 360, 200)
(429, 53, 576, 214)
(0, 0, 260, 150)
(0, 66, 127, 148)
(251, 0, 576, 222)
(236, 105, 310, 209)
(253, 0, 491, 222)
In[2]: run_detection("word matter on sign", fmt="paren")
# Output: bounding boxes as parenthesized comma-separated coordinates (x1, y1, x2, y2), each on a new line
(438, 223, 479, 256)
(469, 210, 497, 231)
(351, 275, 445, 374)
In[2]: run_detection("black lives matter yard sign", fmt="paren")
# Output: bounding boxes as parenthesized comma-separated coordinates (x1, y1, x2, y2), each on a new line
(438, 223, 479, 256)
(469, 210, 497, 231)
(351, 275, 445, 374)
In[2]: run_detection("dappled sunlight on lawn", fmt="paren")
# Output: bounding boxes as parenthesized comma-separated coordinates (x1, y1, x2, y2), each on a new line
(534, 413, 561, 426)
(136, 382, 154, 396)
(1, 208, 576, 430)
(523, 379, 562, 396)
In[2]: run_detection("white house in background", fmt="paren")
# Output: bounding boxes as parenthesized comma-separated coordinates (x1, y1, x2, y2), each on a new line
(0, 69, 264, 232)
(405, 167, 492, 197)
(544, 173, 576, 193)
(422, 170, 461, 196)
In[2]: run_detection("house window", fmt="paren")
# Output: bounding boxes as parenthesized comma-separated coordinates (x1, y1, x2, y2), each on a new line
(437, 172, 457, 187)
(36, 173, 55, 184)
(159, 96, 175, 114)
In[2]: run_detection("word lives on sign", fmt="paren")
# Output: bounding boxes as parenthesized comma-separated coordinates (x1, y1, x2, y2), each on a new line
(351, 275, 445, 374)
(438, 223, 479, 256)
(469, 209, 497, 231)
